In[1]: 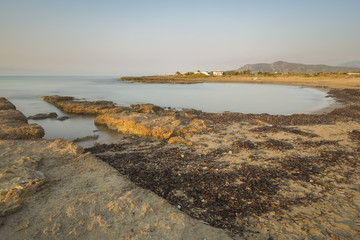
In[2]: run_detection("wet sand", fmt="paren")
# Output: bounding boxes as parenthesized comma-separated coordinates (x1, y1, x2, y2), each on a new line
(1, 79, 360, 239)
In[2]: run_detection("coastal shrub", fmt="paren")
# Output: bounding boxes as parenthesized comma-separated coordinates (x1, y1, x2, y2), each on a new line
(223, 71, 240, 76)
(241, 70, 251, 75)
(257, 72, 277, 77)
(181, 73, 209, 78)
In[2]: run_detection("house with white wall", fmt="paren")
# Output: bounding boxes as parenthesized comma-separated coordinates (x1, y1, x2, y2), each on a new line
(213, 70, 223, 76)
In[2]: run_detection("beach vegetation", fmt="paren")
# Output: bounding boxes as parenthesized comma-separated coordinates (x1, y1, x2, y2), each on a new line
(180, 72, 209, 78)
(223, 71, 240, 76)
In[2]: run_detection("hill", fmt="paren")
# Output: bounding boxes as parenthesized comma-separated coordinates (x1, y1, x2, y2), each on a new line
(237, 61, 360, 74)
(339, 61, 360, 68)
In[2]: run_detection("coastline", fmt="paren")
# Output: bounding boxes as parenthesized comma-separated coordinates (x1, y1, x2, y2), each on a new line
(1, 78, 360, 239)
(119, 74, 360, 89)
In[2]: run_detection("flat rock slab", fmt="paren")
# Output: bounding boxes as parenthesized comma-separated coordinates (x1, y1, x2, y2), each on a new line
(43, 95, 165, 115)
(0, 99, 44, 140)
(95, 112, 210, 140)
(0, 122, 45, 140)
(42, 95, 126, 115)
(0, 98, 16, 110)
(0, 109, 28, 123)
(28, 112, 58, 120)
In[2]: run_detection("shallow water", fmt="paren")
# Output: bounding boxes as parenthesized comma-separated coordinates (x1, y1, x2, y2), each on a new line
(0, 76, 335, 146)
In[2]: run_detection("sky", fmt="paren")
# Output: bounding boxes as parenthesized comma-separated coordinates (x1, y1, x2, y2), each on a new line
(0, 0, 359, 76)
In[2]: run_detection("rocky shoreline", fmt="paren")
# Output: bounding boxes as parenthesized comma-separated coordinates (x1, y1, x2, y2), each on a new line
(0, 97, 230, 239)
(0, 97, 44, 140)
(1, 85, 360, 239)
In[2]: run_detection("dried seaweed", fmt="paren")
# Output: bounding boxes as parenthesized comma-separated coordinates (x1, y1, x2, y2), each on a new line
(251, 126, 318, 137)
(349, 130, 360, 141)
(297, 140, 339, 148)
(260, 139, 294, 151)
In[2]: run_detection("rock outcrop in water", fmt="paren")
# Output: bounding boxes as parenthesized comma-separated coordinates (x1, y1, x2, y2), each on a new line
(0, 97, 16, 110)
(42, 95, 167, 116)
(0, 98, 44, 140)
(28, 112, 58, 120)
(129, 103, 164, 113)
(42, 95, 127, 115)
(43, 95, 211, 141)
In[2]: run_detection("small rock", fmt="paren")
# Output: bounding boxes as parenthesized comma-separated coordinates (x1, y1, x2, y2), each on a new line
(130, 103, 163, 113)
(28, 112, 58, 120)
(73, 135, 99, 143)
(57, 116, 71, 121)
(168, 136, 188, 145)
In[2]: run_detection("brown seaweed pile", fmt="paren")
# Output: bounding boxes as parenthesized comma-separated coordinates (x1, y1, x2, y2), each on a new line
(296, 140, 339, 148)
(251, 125, 318, 137)
(349, 130, 360, 141)
(85, 135, 359, 234)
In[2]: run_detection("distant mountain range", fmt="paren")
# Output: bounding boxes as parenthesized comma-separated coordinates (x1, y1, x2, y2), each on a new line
(236, 61, 360, 74)
(339, 61, 360, 68)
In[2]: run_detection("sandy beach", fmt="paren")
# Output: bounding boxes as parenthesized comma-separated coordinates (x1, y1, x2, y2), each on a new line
(119, 74, 360, 89)
(1, 77, 360, 239)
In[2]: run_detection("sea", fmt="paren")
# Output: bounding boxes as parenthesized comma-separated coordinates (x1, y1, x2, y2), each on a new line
(0, 76, 335, 147)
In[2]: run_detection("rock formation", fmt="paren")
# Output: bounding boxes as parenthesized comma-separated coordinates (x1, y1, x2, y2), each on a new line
(42, 95, 127, 115)
(43, 95, 211, 142)
(0, 97, 16, 110)
(0, 98, 44, 140)
(95, 112, 210, 140)
(28, 112, 58, 120)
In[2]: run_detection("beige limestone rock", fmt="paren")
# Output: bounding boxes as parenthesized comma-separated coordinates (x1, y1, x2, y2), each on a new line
(130, 103, 164, 113)
(43, 95, 167, 116)
(0, 106, 44, 140)
(0, 122, 45, 140)
(42, 95, 126, 115)
(0, 98, 16, 110)
(95, 112, 176, 139)
(0, 109, 28, 123)
(95, 112, 211, 140)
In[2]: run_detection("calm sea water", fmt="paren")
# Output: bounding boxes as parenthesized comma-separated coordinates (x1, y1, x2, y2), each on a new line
(0, 76, 334, 147)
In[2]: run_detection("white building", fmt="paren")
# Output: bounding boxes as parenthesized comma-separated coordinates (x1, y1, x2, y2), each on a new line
(194, 71, 209, 75)
(213, 70, 223, 76)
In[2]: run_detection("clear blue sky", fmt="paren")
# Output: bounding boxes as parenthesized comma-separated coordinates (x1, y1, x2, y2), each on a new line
(1, 0, 359, 76)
